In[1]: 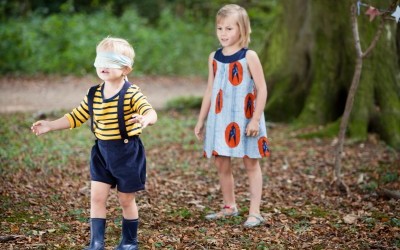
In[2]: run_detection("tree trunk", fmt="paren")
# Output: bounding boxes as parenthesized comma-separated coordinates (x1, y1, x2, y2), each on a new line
(262, 0, 400, 149)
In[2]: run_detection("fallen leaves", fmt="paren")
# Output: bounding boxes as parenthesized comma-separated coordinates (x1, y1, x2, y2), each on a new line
(0, 111, 399, 249)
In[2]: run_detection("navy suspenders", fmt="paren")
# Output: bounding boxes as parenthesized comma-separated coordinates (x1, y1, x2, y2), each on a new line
(87, 81, 132, 142)
(87, 84, 98, 134)
(117, 82, 132, 142)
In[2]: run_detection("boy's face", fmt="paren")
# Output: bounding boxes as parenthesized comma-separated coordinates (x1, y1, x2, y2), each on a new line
(96, 67, 130, 83)
(94, 50, 132, 83)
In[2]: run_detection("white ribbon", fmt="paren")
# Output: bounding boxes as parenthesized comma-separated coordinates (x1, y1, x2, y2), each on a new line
(94, 52, 133, 69)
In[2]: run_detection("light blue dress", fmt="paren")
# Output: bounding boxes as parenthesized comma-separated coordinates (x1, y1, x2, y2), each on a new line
(204, 48, 270, 159)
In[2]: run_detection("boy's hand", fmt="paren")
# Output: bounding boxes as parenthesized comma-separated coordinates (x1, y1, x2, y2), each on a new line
(129, 111, 157, 129)
(245, 119, 259, 137)
(129, 114, 147, 128)
(31, 120, 51, 136)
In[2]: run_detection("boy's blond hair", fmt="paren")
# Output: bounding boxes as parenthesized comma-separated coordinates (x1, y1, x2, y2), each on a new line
(216, 4, 251, 48)
(96, 37, 135, 68)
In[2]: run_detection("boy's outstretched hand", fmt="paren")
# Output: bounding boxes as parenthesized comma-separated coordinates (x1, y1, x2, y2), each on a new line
(31, 116, 70, 136)
(31, 120, 51, 136)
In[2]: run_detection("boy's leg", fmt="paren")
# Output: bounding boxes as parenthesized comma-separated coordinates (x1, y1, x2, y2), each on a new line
(86, 218, 106, 250)
(118, 192, 138, 219)
(215, 156, 236, 208)
(90, 181, 111, 218)
(86, 181, 111, 250)
(116, 192, 139, 250)
(243, 158, 263, 222)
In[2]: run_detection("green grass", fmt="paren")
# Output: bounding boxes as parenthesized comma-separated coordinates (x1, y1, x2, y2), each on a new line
(0, 109, 198, 174)
(142, 110, 199, 150)
(0, 111, 93, 174)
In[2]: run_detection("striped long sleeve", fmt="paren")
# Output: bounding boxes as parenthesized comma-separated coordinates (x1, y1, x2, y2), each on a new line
(65, 83, 154, 140)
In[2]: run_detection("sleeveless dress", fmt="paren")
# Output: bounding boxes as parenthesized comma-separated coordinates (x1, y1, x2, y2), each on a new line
(204, 48, 270, 159)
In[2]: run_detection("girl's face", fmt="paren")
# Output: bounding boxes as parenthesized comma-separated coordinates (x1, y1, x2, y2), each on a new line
(216, 15, 241, 49)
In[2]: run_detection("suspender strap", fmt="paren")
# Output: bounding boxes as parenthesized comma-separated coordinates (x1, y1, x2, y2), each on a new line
(117, 81, 132, 140)
(88, 82, 131, 140)
(87, 84, 99, 133)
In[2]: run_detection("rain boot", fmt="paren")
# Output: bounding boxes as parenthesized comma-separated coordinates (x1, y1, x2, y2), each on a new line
(115, 218, 139, 250)
(85, 218, 106, 250)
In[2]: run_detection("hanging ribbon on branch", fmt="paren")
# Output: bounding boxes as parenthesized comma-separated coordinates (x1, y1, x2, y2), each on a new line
(392, 5, 400, 22)
(357, 0, 400, 22)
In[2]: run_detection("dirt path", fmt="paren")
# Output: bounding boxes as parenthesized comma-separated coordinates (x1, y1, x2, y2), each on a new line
(0, 75, 206, 113)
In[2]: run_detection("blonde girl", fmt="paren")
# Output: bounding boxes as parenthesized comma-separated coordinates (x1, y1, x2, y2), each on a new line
(194, 4, 270, 227)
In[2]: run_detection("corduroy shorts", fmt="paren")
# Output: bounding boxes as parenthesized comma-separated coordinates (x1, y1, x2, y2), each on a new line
(90, 136, 146, 193)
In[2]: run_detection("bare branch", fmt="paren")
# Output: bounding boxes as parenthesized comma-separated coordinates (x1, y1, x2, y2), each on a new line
(351, 4, 363, 58)
(362, 18, 385, 58)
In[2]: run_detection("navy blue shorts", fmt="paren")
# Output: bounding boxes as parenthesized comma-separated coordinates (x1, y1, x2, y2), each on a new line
(90, 136, 146, 193)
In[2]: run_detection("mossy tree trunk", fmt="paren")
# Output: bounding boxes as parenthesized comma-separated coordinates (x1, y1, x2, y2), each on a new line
(262, 0, 400, 149)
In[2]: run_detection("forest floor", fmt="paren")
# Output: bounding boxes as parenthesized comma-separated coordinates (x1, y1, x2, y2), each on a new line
(0, 76, 399, 249)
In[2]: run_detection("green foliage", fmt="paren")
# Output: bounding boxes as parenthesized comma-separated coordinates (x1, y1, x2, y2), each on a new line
(171, 208, 192, 219)
(0, 9, 216, 76)
(295, 120, 340, 139)
(380, 171, 398, 184)
(1, 1, 270, 77)
(361, 180, 378, 192)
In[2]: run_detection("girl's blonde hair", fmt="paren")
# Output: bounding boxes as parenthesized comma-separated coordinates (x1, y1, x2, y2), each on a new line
(96, 37, 135, 67)
(216, 4, 252, 48)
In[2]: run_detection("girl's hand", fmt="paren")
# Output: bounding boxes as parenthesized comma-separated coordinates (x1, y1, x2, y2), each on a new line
(31, 120, 51, 136)
(194, 121, 205, 141)
(245, 119, 259, 137)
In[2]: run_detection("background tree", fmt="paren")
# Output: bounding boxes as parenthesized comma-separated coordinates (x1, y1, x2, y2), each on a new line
(262, 0, 400, 149)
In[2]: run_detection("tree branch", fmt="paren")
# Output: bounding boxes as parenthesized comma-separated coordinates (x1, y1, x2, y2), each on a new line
(362, 18, 385, 58)
(376, 188, 400, 200)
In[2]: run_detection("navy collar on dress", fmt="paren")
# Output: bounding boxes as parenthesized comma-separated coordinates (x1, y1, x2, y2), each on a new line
(214, 48, 248, 63)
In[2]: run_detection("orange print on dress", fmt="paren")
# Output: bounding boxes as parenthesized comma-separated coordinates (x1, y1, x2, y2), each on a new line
(244, 93, 255, 119)
(213, 60, 217, 77)
(215, 89, 223, 114)
(225, 122, 241, 148)
(258, 137, 270, 157)
(228, 61, 243, 86)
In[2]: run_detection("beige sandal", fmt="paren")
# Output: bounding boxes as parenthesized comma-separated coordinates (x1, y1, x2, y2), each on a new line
(205, 205, 239, 220)
(244, 213, 265, 227)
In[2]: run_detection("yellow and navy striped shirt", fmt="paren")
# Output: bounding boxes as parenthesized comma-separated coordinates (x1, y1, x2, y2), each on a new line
(65, 83, 153, 140)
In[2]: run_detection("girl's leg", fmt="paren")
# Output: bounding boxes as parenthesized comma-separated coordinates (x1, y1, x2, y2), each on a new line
(215, 156, 236, 209)
(243, 158, 263, 222)
(90, 181, 111, 218)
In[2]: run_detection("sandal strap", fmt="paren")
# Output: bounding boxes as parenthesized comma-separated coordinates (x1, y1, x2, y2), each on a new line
(223, 204, 237, 210)
(247, 213, 265, 222)
(205, 205, 239, 220)
(222, 205, 238, 215)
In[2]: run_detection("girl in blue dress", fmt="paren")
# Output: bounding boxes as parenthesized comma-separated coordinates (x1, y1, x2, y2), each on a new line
(194, 4, 270, 227)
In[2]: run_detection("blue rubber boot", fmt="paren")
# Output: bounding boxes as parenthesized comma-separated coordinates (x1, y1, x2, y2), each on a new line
(115, 218, 139, 250)
(85, 218, 106, 250)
